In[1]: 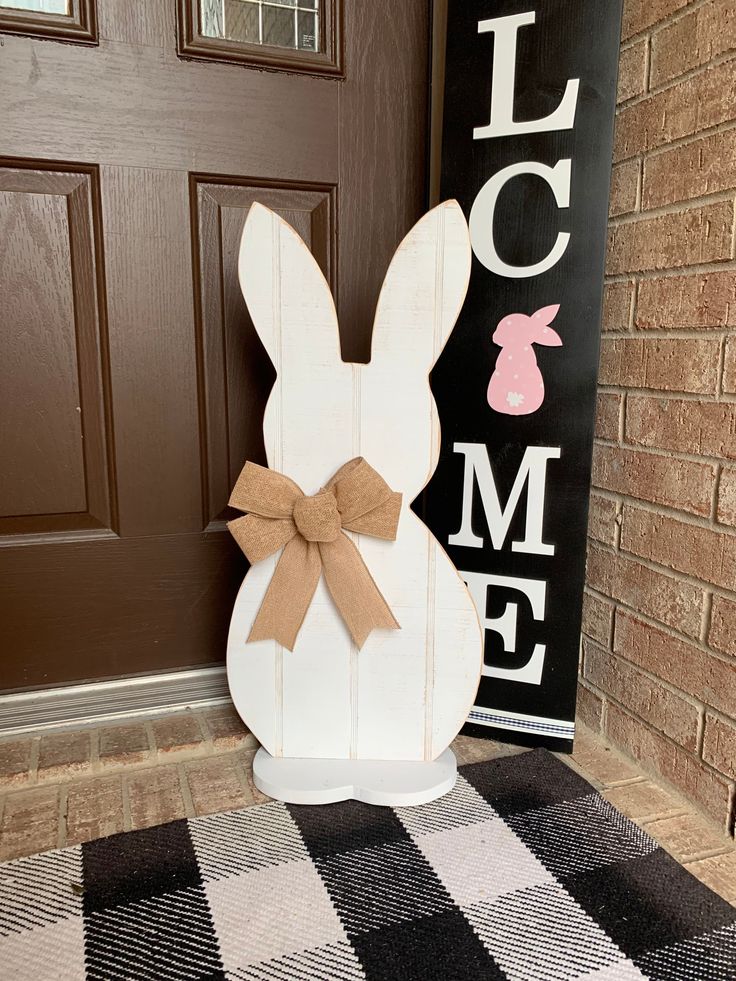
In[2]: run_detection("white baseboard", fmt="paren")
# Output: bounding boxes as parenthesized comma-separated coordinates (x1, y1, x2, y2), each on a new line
(0, 666, 231, 737)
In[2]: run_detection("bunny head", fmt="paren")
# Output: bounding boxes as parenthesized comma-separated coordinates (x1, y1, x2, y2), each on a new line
(238, 201, 472, 498)
(492, 304, 562, 348)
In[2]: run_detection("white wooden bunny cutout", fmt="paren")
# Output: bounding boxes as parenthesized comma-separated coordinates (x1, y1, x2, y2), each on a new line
(227, 200, 483, 805)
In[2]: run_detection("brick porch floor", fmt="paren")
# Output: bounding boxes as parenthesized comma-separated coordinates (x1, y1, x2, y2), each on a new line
(0, 707, 734, 904)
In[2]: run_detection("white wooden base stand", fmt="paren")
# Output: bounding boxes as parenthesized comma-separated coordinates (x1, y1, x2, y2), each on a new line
(252, 746, 457, 807)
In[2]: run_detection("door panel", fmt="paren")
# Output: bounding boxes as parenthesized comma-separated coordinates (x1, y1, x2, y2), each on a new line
(0, 0, 430, 692)
(192, 178, 334, 525)
(98, 0, 169, 47)
(2, 186, 86, 517)
(102, 166, 202, 538)
(5, 535, 240, 689)
(0, 164, 113, 537)
(0, 39, 339, 176)
(337, 3, 430, 363)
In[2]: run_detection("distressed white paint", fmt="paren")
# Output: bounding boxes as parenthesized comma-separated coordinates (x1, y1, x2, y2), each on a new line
(226, 201, 483, 771)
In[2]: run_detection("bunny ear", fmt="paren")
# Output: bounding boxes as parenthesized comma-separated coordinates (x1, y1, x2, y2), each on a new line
(238, 202, 341, 372)
(367, 200, 471, 370)
(532, 303, 560, 326)
(534, 325, 563, 346)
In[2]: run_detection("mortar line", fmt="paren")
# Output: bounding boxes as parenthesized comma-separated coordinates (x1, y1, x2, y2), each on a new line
(615, 77, 736, 164)
(594, 433, 734, 468)
(582, 662, 707, 744)
(605, 258, 736, 283)
(586, 587, 736, 669)
(700, 590, 714, 646)
(608, 187, 735, 226)
(616, 49, 736, 110)
(622, 0, 715, 48)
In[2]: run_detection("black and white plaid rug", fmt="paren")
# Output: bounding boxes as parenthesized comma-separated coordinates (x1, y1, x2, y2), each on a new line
(2, 749, 735, 980)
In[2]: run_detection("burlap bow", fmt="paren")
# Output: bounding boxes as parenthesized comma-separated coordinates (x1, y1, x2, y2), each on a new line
(227, 458, 402, 651)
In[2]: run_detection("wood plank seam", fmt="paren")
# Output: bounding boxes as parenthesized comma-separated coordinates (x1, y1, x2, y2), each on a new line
(273, 212, 284, 759)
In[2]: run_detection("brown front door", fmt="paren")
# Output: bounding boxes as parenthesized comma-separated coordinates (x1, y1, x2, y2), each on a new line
(0, 0, 430, 691)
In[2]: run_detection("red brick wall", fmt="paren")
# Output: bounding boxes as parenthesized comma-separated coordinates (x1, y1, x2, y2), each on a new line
(580, 0, 736, 831)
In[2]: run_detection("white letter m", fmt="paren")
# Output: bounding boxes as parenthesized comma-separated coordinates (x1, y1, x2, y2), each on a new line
(448, 442, 560, 555)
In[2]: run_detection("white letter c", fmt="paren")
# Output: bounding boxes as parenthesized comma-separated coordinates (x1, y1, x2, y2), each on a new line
(469, 159, 571, 279)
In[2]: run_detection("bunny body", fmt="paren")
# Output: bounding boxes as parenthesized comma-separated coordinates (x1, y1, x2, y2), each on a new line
(487, 306, 562, 416)
(227, 202, 482, 762)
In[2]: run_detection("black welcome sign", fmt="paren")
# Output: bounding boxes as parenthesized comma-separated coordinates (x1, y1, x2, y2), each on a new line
(422, 0, 623, 750)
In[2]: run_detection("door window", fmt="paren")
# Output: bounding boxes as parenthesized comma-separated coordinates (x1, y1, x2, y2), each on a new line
(178, 0, 341, 75)
(0, 0, 96, 42)
(1, 1, 69, 11)
(201, 0, 319, 53)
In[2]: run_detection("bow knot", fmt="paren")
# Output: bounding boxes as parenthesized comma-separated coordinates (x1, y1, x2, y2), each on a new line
(293, 491, 341, 542)
(227, 458, 402, 651)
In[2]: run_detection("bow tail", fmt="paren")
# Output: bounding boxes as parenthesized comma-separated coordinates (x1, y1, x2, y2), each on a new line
(248, 537, 322, 651)
(320, 533, 400, 649)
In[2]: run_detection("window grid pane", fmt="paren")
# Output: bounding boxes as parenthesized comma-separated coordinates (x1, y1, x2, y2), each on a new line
(0, 0, 70, 12)
(200, 0, 320, 53)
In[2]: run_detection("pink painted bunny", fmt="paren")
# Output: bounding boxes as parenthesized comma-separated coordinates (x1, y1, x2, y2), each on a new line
(487, 304, 563, 416)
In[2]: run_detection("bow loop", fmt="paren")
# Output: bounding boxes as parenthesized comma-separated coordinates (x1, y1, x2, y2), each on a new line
(228, 514, 295, 565)
(227, 457, 402, 651)
(329, 458, 394, 523)
(228, 461, 301, 518)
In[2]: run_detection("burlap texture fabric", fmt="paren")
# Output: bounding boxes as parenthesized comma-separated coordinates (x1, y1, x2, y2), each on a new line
(227, 458, 402, 650)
